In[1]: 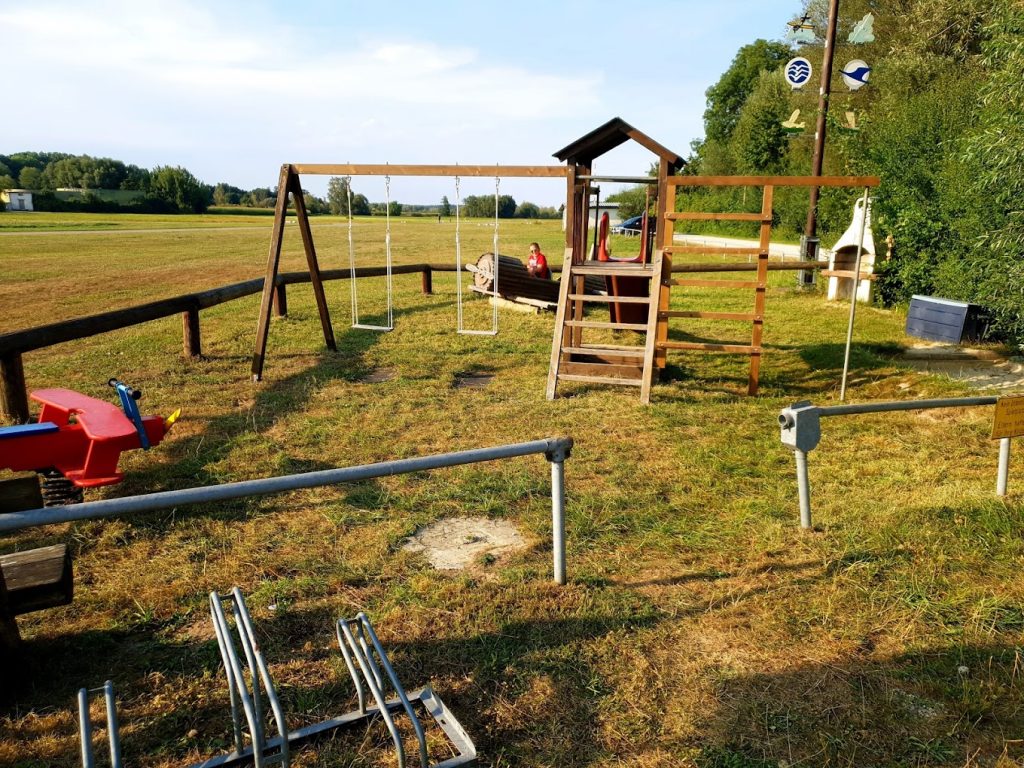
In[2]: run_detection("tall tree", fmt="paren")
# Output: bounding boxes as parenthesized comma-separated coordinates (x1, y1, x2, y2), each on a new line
(703, 39, 793, 145)
(18, 167, 41, 189)
(730, 70, 791, 174)
(148, 166, 210, 213)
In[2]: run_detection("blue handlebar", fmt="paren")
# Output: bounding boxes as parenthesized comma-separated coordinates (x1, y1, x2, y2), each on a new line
(108, 378, 150, 449)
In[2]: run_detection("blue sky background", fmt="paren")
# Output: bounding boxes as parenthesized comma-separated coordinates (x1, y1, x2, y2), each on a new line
(3, 1, 800, 205)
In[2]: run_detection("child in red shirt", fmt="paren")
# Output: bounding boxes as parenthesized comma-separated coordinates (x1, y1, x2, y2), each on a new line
(527, 242, 550, 279)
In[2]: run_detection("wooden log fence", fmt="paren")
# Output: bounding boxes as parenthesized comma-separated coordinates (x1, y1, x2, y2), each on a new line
(0, 258, 825, 422)
(0, 264, 452, 422)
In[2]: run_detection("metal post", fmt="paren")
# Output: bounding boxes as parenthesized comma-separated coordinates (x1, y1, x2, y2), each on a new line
(551, 459, 566, 585)
(795, 450, 812, 529)
(839, 188, 871, 401)
(78, 688, 95, 768)
(103, 682, 123, 768)
(998, 437, 1011, 496)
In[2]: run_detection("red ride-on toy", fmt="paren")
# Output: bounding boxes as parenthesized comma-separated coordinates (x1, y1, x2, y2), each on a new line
(0, 379, 179, 505)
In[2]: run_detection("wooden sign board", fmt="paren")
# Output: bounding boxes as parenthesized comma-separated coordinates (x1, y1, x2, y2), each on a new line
(992, 394, 1024, 439)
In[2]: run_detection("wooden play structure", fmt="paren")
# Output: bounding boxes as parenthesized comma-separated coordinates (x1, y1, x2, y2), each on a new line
(546, 160, 879, 401)
(250, 117, 679, 380)
(248, 120, 877, 402)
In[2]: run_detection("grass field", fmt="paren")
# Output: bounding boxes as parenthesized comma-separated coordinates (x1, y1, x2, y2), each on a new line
(0, 213, 1022, 767)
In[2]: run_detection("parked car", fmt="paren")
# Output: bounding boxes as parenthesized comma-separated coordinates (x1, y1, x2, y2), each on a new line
(611, 215, 655, 236)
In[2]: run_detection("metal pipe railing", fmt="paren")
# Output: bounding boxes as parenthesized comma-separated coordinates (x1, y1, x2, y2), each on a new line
(779, 397, 1010, 528)
(2, 437, 574, 584)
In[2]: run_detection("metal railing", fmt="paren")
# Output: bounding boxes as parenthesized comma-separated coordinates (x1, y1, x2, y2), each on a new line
(2, 437, 573, 584)
(779, 397, 1010, 528)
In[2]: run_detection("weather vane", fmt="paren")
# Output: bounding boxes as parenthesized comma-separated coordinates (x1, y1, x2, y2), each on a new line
(848, 13, 875, 44)
(786, 13, 816, 43)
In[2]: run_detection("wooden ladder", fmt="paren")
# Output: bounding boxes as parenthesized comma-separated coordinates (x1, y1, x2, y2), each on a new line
(546, 248, 664, 404)
(653, 183, 775, 395)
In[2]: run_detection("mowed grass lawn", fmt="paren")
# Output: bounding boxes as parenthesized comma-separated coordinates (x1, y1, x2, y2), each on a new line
(1, 213, 1022, 767)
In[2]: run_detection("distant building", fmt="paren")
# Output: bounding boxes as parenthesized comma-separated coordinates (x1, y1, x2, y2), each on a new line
(1, 189, 33, 211)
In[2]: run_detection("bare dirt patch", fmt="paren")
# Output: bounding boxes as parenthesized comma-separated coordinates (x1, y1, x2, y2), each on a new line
(901, 344, 1024, 392)
(453, 372, 494, 389)
(359, 367, 396, 384)
(402, 516, 527, 570)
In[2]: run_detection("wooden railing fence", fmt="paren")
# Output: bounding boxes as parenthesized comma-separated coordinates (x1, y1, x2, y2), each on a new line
(0, 264, 448, 422)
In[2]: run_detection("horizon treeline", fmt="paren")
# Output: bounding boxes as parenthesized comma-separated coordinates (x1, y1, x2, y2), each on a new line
(0, 153, 564, 219)
(607, 0, 1024, 345)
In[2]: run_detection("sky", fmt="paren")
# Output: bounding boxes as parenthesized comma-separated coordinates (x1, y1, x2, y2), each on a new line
(2, 1, 800, 206)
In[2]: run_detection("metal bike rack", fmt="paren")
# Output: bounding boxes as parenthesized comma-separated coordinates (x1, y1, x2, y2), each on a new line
(78, 681, 122, 768)
(336, 614, 476, 768)
(208, 588, 290, 767)
(78, 589, 476, 767)
(779, 396, 1011, 529)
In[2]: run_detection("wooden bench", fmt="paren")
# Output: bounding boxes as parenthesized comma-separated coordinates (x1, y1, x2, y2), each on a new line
(0, 476, 75, 653)
(0, 544, 73, 654)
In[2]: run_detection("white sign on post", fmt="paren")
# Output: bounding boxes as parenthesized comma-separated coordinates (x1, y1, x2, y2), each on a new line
(785, 57, 813, 90)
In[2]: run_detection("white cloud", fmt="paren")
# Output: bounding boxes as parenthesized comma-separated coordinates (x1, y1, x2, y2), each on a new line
(1, 0, 599, 178)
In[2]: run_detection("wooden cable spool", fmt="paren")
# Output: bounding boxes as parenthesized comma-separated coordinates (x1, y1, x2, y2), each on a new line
(470, 253, 603, 306)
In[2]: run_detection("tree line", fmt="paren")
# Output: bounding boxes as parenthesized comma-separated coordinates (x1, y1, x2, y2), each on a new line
(0, 154, 563, 220)
(610, 0, 1024, 345)
(0, 152, 212, 213)
(325, 177, 563, 219)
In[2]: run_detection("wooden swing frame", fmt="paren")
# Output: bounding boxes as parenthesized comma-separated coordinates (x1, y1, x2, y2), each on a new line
(250, 163, 568, 382)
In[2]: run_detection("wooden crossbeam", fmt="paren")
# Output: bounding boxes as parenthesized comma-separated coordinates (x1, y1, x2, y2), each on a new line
(665, 212, 771, 222)
(292, 164, 567, 178)
(570, 264, 655, 277)
(669, 279, 761, 289)
(664, 245, 763, 256)
(564, 320, 648, 331)
(567, 294, 650, 304)
(557, 373, 643, 387)
(661, 311, 758, 322)
(666, 175, 880, 188)
(821, 270, 877, 280)
(562, 346, 645, 357)
(656, 341, 759, 354)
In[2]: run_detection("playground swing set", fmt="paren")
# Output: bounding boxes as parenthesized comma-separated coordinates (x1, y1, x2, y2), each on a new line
(251, 119, 878, 401)
(250, 162, 571, 382)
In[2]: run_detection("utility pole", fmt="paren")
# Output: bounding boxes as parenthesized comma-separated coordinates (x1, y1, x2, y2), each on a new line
(804, 0, 841, 241)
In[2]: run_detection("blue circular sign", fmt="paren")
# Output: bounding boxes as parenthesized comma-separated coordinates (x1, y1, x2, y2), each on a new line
(785, 57, 813, 89)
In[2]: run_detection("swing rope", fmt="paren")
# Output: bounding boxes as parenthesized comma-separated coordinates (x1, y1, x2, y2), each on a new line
(348, 174, 394, 331)
(455, 173, 500, 336)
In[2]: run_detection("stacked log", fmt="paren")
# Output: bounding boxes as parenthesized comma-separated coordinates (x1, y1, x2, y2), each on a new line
(470, 253, 604, 307)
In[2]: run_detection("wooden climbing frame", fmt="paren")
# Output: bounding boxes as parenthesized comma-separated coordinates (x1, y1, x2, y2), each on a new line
(653, 175, 880, 396)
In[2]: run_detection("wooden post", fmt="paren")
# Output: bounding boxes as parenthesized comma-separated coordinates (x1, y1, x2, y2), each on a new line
(251, 164, 293, 382)
(571, 165, 591, 348)
(749, 185, 774, 395)
(273, 282, 288, 316)
(289, 171, 336, 352)
(421, 266, 433, 295)
(0, 477, 43, 513)
(182, 309, 201, 358)
(654, 166, 674, 370)
(0, 353, 29, 424)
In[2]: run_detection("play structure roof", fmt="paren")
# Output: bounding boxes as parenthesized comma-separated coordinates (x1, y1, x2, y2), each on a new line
(552, 117, 685, 170)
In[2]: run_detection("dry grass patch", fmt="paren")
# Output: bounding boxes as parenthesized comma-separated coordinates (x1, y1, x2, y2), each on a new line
(1, 215, 1022, 766)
